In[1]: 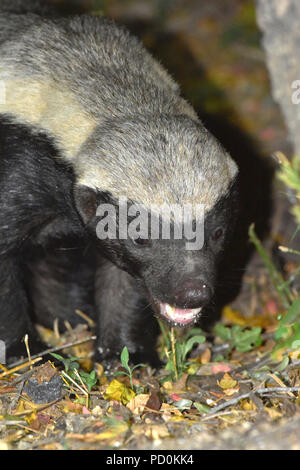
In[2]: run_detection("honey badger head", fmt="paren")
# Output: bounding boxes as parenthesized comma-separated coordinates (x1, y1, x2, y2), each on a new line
(74, 115, 238, 327)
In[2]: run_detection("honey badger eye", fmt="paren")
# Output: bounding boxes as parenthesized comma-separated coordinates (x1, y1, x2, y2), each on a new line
(211, 228, 223, 241)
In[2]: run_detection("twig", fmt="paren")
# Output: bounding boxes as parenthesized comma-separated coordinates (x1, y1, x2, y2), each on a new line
(15, 423, 41, 434)
(61, 370, 88, 396)
(13, 396, 64, 416)
(260, 394, 298, 400)
(8, 336, 96, 368)
(60, 373, 81, 400)
(268, 373, 295, 398)
(201, 409, 250, 421)
(170, 328, 178, 381)
(73, 368, 89, 407)
(257, 386, 300, 394)
(9, 379, 27, 411)
(75, 309, 96, 327)
(207, 386, 300, 414)
(0, 358, 43, 378)
(24, 334, 32, 370)
(0, 420, 27, 426)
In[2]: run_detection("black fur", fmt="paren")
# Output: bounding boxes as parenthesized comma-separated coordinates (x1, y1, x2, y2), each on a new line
(0, 118, 82, 357)
(0, 1, 240, 366)
(0, 119, 161, 364)
(0, 116, 238, 365)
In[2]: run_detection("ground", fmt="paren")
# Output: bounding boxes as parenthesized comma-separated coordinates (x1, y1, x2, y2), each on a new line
(1, 0, 300, 451)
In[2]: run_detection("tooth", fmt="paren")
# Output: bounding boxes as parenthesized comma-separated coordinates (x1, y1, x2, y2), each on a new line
(162, 304, 202, 322)
(165, 304, 176, 318)
(191, 308, 202, 315)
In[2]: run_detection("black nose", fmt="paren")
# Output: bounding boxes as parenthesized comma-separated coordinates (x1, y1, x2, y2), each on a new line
(174, 279, 212, 308)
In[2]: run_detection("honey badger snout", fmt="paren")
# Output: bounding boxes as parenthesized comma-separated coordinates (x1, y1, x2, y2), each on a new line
(155, 275, 214, 327)
(174, 278, 212, 309)
(148, 254, 215, 327)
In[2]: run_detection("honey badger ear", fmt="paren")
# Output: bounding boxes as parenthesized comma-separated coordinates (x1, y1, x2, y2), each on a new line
(73, 185, 99, 225)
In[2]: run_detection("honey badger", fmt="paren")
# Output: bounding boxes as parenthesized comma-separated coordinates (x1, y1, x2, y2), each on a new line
(0, 0, 238, 364)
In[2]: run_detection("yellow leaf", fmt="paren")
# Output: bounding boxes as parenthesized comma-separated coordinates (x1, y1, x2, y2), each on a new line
(187, 363, 199, 375)
(25, 411, 37, 426)
(162, 381, 173, 392)
(289, 350, 300, 360)
(218, 373, 237, 390)
(201, 348, 211, 364)
(264, 407, 282, 420)
(273, 348, 284, 361)
(15, 399, 29, 414)
(95, 363, 104, 377)
(95, 423, 129, 441)
(240, 399, 256, 411)
(222, 306, 273, 328)
(169, 415, 186, 422)
(103, 379, 135, 405)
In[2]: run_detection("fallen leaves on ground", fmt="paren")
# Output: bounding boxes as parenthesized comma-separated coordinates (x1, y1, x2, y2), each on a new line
(1, 313, 300, 450)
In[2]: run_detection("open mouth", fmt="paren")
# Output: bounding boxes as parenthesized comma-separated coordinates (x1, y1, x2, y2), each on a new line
(158, 303, 202, 327)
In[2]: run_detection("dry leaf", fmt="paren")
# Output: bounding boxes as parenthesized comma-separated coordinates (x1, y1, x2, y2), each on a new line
(223, 386, 239, 396)
(145, 423, 169, 440)
(218, 373, 238, 390)
(145, 392, 162, 412)
(201, 348, 211, 364)
(126, 394, 150, 414)
(161, 403, 182, 418)
(264, 407, 283, 420)
(91, 405, 103, 416)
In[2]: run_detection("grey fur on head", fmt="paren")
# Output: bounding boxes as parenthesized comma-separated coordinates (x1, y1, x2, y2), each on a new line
(0, 2, 238, 213)
(76, 114, 237, 211)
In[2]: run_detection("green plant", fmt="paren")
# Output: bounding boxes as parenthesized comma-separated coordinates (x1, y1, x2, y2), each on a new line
(249, 224, 293, 308)
(277, 153, 300, 224)
(249, 225, 300, 354)
(113, 346, 146, 390)
(214, 323, 262, 353)
(248, 153, 300, 355)
(50, 353, 97, 392)
(158, 320, 206, 380)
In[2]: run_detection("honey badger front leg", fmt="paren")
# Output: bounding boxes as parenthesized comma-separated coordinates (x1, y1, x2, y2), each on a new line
(94, 257, 160, 367)
(0, 254, 44, 361)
